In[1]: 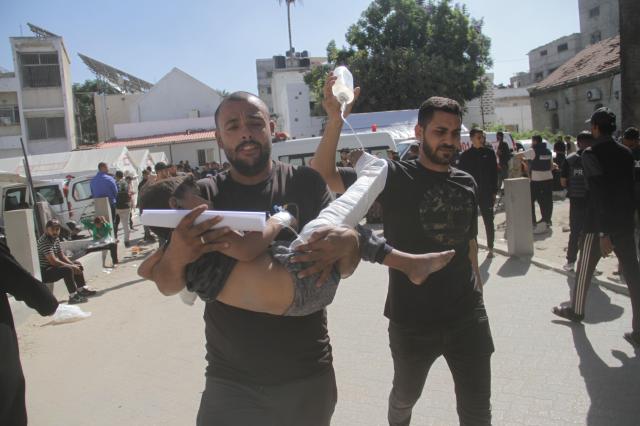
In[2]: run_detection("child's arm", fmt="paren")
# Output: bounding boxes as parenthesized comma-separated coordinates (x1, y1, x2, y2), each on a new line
(216, 211, 295, 262)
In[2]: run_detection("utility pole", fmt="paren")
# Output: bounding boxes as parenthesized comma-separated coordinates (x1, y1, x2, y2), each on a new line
(619, 0, 640, 129)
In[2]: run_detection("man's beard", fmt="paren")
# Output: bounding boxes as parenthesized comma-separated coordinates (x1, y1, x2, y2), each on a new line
(421, 136, 456, 166)
(225, 139, 272, 177)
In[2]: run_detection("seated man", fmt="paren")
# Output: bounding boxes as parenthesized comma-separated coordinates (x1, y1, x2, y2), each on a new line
(139, 151, 455, 316)
(81, 215, 118, 266)
(38, 219, 97, 304)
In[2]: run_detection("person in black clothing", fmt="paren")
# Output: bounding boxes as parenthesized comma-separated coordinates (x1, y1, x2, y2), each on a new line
(143, 92, 362, 426)
(621, 126, 640, 217)
(458, 128, 498, 256)
(1, 238, 58, 426)
(552, 108, 640, 348)
(552, 138, 566, 191)
(496, 131, 511, 190)
(336, 148, 352, 167)
(312, 75, 493, 426)
(519, 135, 554, 233)
(560, 131, 593, 272)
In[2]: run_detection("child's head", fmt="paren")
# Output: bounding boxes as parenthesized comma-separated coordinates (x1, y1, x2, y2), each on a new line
(93, 216, 106, 227)
(140, 176, 211, 240)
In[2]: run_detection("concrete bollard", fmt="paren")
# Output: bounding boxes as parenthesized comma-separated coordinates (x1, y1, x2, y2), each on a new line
(504, 178, 534, 256)
(5, 209, 42, 281)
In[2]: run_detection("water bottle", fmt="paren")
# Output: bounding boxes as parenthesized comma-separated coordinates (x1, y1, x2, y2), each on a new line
(332, 66, 354, 107)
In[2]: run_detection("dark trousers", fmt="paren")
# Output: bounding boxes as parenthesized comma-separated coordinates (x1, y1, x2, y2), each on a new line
(86, 243, 118, 264)
(566, 197, 587, 263)
(388, 307, 494, 426)
(478, 196, 495, 249)
(573, 232, 640, 332)
(41, 265, 86, 294)
(530, 180, 553, 224)
(197, 368, 337, 426)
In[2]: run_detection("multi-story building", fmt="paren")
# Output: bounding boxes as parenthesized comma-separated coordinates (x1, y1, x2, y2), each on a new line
(528, 33, 583, 84)
(256, 52, 326, 139)
(579, 0, 619, 46)
(0, 32, 76, 159)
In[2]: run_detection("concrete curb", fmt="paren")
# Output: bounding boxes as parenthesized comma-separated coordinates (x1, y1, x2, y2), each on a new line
(477, 238, 630, 297)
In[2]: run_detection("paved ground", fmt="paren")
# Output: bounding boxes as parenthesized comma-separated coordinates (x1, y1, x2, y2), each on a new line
(15, 213, 640, 425)
(478, 194, 630, 296)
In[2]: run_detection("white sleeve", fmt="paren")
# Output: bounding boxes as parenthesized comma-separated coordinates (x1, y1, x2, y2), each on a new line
(290, 152, 388, 249)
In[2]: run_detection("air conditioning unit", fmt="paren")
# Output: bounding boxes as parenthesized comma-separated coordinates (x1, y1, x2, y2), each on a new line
(544, 100, 558, 110)
(586, 88, 602, 101)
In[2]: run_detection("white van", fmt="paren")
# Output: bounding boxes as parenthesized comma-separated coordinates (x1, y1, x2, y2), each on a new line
(0, 176, 95, 235)
(271, 132, 398, 166)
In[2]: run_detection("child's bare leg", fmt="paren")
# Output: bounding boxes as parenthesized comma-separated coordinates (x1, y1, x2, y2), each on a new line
(383, 249, 455, 285)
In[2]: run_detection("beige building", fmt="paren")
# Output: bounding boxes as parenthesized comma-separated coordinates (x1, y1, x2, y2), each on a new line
(0, 32, 76, 159)
(529, 36, 620, 136)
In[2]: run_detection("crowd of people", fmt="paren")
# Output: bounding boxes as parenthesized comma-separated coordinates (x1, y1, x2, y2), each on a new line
(4, 72, 640, 426)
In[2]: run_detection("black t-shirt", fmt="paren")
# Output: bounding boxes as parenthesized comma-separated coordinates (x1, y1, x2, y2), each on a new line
(196, 161, 333, 385)
(457, 146, 498, 196)
(341, 160, 480, 325)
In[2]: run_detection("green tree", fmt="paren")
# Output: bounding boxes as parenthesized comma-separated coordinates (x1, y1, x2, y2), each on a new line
(72, 79, 118, 145)
(305, 0, 492, 113)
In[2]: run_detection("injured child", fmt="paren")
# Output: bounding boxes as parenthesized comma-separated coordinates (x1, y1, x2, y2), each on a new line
(139, 151, 454, 316)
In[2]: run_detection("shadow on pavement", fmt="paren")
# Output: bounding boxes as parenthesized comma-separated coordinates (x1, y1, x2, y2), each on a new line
(496, 257, 532, 278)
(569, 324, 640, 425)
(98, 278, 146, 295)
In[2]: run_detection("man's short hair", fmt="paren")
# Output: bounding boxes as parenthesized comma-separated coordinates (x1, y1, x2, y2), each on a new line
(623, 126, 639, 141)
(214, 91, 264, 128)
(154, 162, 168, 173)
(98, 162, 107, 170)
(115, 170, 124, 179)
(576, 131, 594, 144)
(496, 131, 504, 138)
(45, 218, 61, 229)
(532, 135, 543, 144)
(417, 97, 463, 127)
(469, 128, 484, 139)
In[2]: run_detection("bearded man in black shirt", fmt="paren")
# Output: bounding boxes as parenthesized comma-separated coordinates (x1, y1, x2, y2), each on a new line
(313, 75, 494, 426)
(458, 128, 498, 256)
(145, 92, 361, 426)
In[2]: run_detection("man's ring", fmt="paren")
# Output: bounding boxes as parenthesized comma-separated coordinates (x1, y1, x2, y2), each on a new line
(200, 235, 206, 245)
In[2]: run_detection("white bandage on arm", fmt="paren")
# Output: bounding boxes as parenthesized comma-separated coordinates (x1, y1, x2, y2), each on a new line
(290, 152, 388, 249)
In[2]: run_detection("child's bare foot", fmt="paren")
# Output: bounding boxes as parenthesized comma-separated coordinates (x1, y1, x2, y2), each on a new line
(406, 250, 455, 285)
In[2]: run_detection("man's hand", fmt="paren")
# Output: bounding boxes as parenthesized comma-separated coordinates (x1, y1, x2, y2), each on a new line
(164, 205, 232, 267)
(322, 73, 360, 121)
(600, 235, 614, 257)
(292, 226, 359, 286)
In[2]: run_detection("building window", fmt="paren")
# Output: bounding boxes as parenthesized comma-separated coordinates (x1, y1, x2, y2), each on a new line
(591, 31, 602, 44)
(26, 117, 66, 140)
(19, 52, 61, 88)
(197, 149, 206, 166)
(557, 43, 568, 52)
(266, 71, 273, 78)
(540, 50, 548, 57)
(0, 106, 20, 125)
(534, 72, 544, 81)
(589, 6, 600, 18)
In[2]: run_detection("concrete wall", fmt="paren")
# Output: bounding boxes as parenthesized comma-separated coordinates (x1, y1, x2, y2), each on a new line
(579, 0, 619, 46)
(130, 68, 222, 123)
(271, 70, 323, 139)
(528, 33, 583, 83)
(530, 72, 621, 136)
(140, 139, 220, 166)
(494, 87, 533, 132)
(114, 116, 215, 139)
(94, 93, 142, 141)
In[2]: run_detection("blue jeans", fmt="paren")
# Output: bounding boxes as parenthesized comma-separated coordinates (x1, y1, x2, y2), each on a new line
(197, 367, 337, 426)
(388, 307, 494, 426)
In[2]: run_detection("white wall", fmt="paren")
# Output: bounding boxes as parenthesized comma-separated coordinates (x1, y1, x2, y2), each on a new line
(94, 93, 143, 141)
(130, 68, 222, 123)
(271, 71, 323, 139)
(141, 140, 221, 166)
(114, 116, 216, 139)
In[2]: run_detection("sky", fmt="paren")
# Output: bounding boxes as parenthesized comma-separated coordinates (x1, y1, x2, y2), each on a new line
(1, 0, 580, 92)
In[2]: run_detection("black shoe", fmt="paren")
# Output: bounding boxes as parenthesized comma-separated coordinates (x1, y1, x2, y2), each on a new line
(77, 287, 97, 297)
(624, 332, 640, 348)
(552, 305, 584, 323)
(68, 293, 88, 304)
